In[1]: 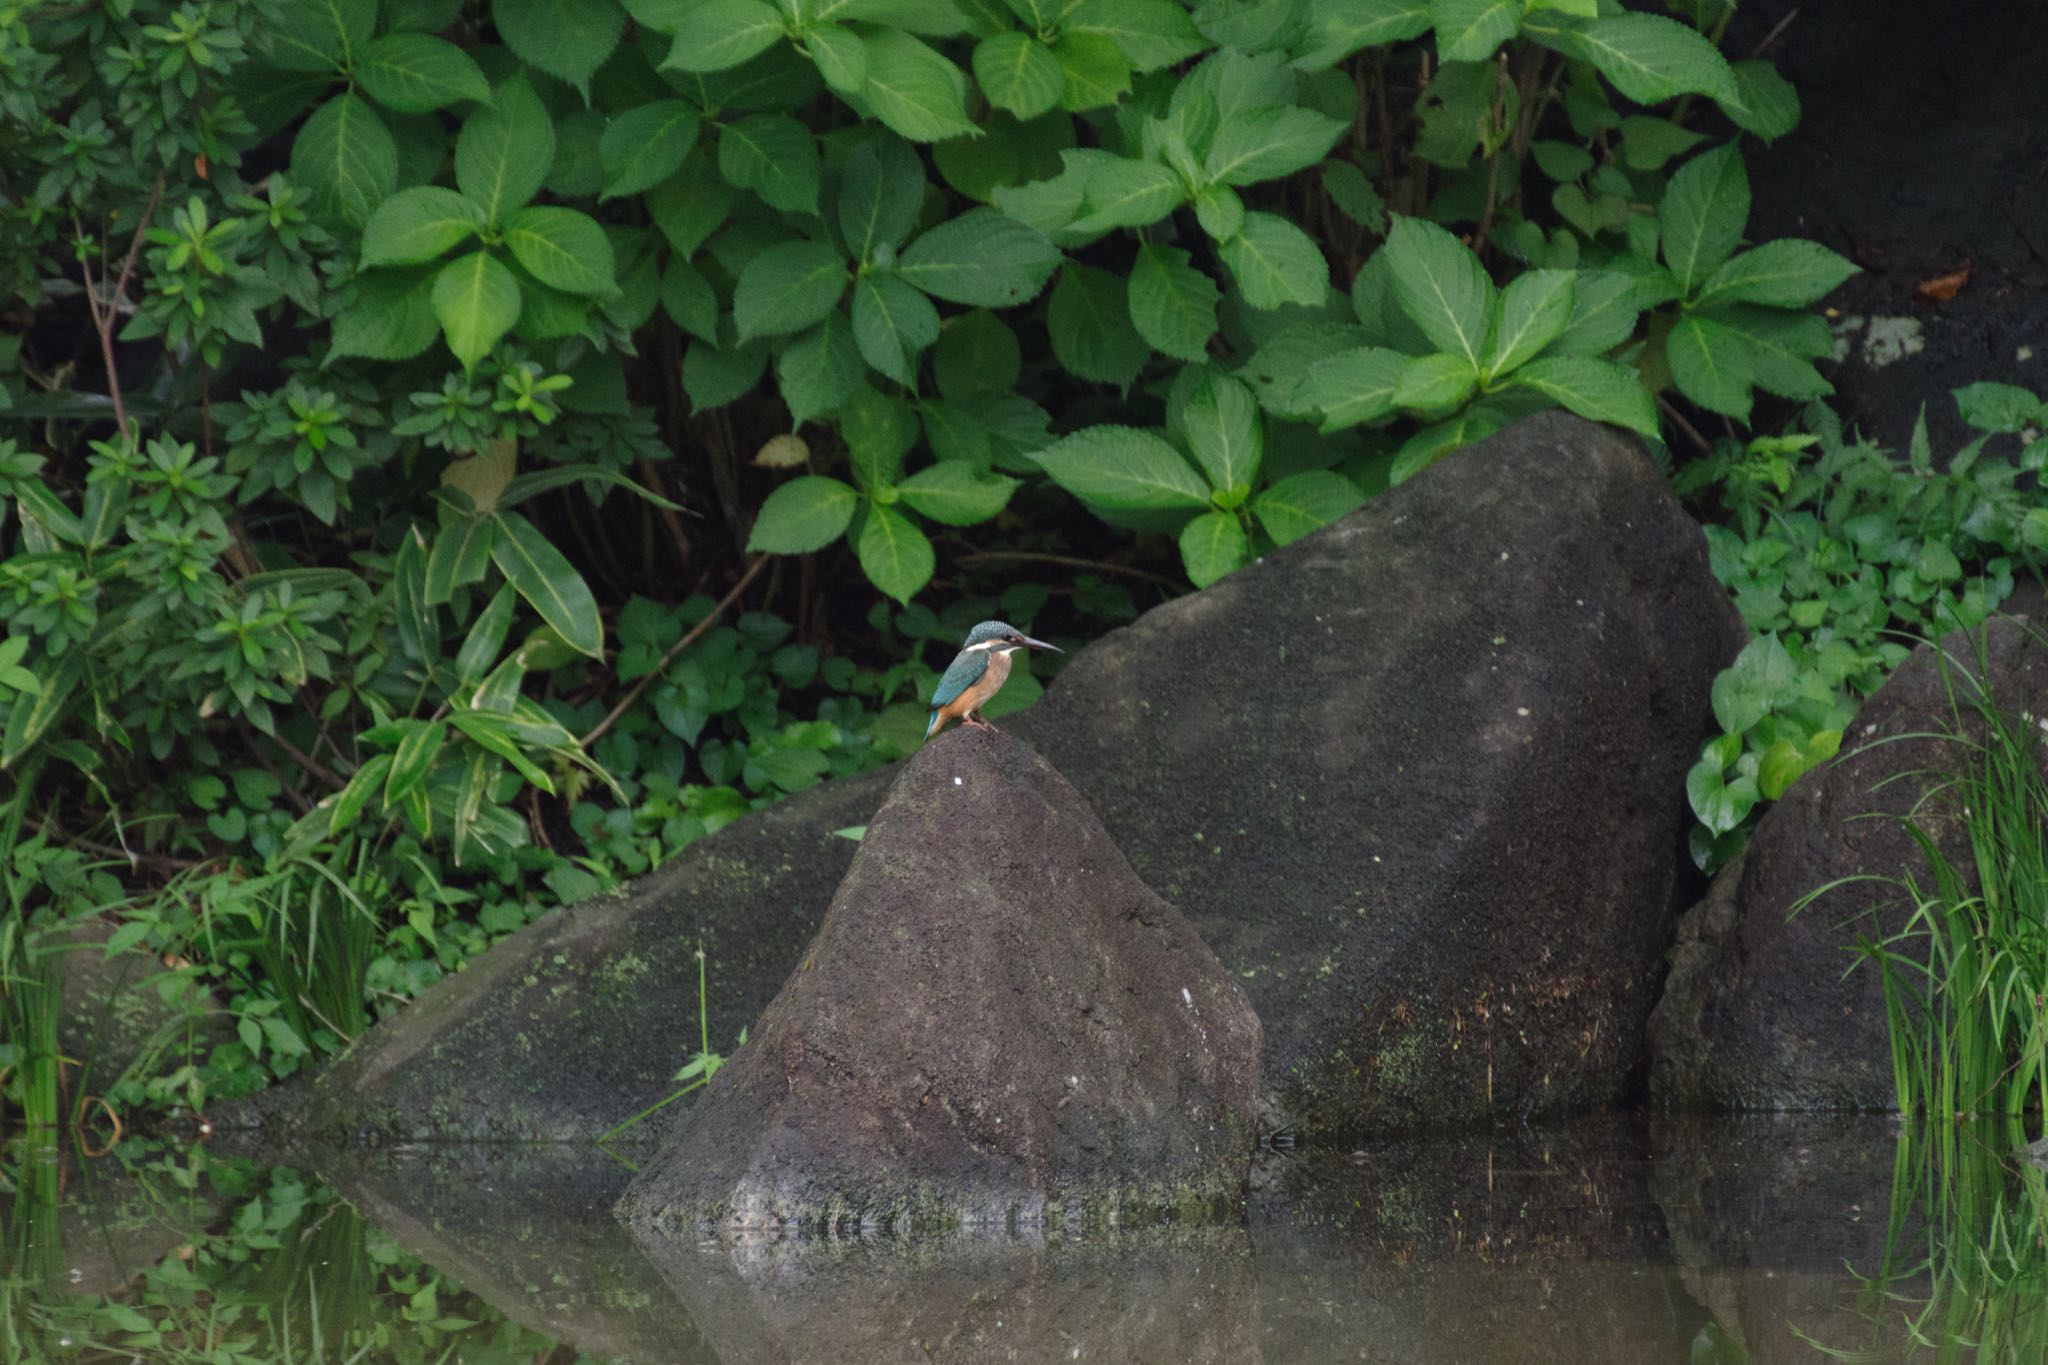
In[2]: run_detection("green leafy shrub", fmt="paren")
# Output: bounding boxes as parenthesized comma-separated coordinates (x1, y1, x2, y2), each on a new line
(1678, 385, 2048, 869)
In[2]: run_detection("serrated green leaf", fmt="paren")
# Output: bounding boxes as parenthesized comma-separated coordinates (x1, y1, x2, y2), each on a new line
(1047, 263, 1150, 385)
(1300, 345, 1410, 430)
(333, 266, 439, 361)
(358, 33, 491, 113)
(1666, 313, 1754, 419)
(1033, 425, 1209, 510)
(934, 310, 1022, 398)
(748, 475, 860, 552)
(1617, 115, 1704, 171)
(856, 503, 935, 603)
(896, 462, 1019, 524)
(1482, 268, 1573, 378)
(502, 206, 615, 296)
(1540, 11, 1738, 107)
(1724, 59, 1799, 142)
(661, 0, 786, 72)
(1203, 106, 1346, 187)
(851, 271, 940, 384)
(1296, 0, 1431, 71)
(1128, 244, 1220, 363)
(1053, 31, 1130, 111)
(257, 0, 373, 72)
(1393, 352, 1478, 411)
(717, 113, 819, 213)
(599, 100, 700, 200)
(1432, 0, 1519, 62)
(290, 93, 397, 226)
(1660, 143, 1748, 294)
(1179, 509, 1248, 587)
(1507, 355, 1656, 435)
(1547, 268, 1665, 356)
(862, 30, 979, 141)
(494, 0, 621, 88)
(973, 32, 1063, 119)
(455, 76, 554, 226)
(837, 133, 924, 262)
(1066, 0, 1206, 72)
(1071, 157, 1186, 234)
(648, 164, 730, 258)
(1254, 470, 1365, 545)
(1695, 239, 1857, 309)
(1182, 372, 1261, 499)
(361, 186, 484, 267)
(1703, 305, 1833, 401)
(490, 508, 602, 657)
(1221, 211, 1328, 310)
(1383, 216, 1493, 365)
(431, 251, 522, 368)
(806, 23, 868, 92)
(897, 208, 1059, 306)
(734, 240, 848, 340)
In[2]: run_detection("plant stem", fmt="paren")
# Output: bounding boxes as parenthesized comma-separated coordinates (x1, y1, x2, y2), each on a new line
(580, 553, 771, 748)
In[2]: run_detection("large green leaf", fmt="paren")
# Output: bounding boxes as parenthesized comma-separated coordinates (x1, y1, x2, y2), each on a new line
(717, 114, 819, 214)
(1431, 0, 1519, 62)
(1254, 470, 1365, 546)
(1221, 212, 1328, 310)
(1506, 355, 1657, 435)
(1047, 263, 1150, 385)
(1383, 216, 1493, 367)
(1052, 32, 1130, 111)
(489, 509, 602, 657)
(1700, 304, 1832, 401)
(431, 251, 523, 368)
(660, 0, 786, 72)
(361, 186, 484, 267)
(1665, 313, 1754, 419)
(494, 0, 622, 88)
(1694, 239, 1857, 309)
(973, 32, 1063, 119)
(836, 134, 924, 263)
(358, 33, 491, 112)
(734, 240, 849, 340)
(257, 0, 373, 72)
(1070, 158, 1186, 234)
(1297, 0, 1431, 69)
(861, 30, 978, 141)
(1127, 244, 1220, 362)
(896, 462, 1019, 525)
(1032, 425, 1209, 510)
(647, 165, 731, 258)
(897, 209, 1059, 306)
(599, 100, 700, 200)
(1392, 352, 1478, 411)
(331, 266, 440, 360)
(1181, 373, 1262, 501)
(851, 271, 940, 384)
(1659, 144, 1749, 293)
(1482, 268, 1573, 378)
(933, 310, 1022, 398)
(1179, 510, 1248, 588)
(455, 76, 554, 226)
(1296, 345, 1406, 431)
(1530, 10, 1738, 106)
(503, 207, 616, 296)
(1725, 59, 1800, 142)
(855, 504, 935, 603)
(289, 93, 397, 225)
(1202, 106, 1346, 187)
(748, 475, 860, 552)
(1065, 0, 1206, 72)
(1546, 268, 1664, 356)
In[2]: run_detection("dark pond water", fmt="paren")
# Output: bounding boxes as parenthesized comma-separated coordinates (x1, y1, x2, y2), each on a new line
(6, 1114, 2045, 1363)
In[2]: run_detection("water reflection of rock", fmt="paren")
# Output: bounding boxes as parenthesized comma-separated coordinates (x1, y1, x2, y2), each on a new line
(646, 1224, 1261, 1365)
(309, 1144, 711, 1364)
(1650, 1114, 1923, 1365)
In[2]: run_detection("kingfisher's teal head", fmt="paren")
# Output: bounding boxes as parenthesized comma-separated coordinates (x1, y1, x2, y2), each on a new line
(961, 620, 1061, 655)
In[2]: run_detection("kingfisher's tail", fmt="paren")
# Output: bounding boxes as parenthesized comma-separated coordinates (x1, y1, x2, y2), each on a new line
(924, 708, 942, 740)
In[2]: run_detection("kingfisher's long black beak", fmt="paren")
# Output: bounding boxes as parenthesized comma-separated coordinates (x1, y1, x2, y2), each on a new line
(1023, 636, 1062, 653)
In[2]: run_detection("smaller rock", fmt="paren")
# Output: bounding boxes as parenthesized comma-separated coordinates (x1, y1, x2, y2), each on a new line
(617, 728, 1261, 1236)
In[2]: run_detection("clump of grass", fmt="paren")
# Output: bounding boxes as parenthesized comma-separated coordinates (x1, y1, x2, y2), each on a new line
(1807, 623, 2048, 1125)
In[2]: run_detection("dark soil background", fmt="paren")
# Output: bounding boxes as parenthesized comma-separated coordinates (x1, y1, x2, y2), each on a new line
(1727, 0, 2048, 452)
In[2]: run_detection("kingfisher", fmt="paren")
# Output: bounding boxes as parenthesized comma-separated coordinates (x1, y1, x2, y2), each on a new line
(924, 620, 1062, 740)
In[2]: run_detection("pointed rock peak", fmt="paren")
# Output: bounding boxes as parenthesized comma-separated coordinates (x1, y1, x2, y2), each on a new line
(620, 728, 1261, 1237)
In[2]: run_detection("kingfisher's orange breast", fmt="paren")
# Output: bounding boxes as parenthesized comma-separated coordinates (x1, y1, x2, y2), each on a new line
(936, 648, 1012, 720)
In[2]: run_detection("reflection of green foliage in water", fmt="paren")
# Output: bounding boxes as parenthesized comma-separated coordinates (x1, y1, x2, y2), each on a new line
(1805, 1122, 2048, 1363)
(1, 1141, 568, 1362)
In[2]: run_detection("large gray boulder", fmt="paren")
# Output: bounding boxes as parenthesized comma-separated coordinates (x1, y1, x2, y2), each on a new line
(1651, 616, 2048, 1109)
(617, 728, 1261, 1235)
(280, 410, 1741, 1141)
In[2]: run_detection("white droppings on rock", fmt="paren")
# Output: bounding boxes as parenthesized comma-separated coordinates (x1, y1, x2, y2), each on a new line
(953, 776, 963, 786)
(1516, 706, 1530, 717)
(1182, 987, 1193, 1006)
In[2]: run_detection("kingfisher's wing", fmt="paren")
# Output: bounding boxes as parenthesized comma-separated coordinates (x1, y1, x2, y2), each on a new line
(928, 649, 989, 709)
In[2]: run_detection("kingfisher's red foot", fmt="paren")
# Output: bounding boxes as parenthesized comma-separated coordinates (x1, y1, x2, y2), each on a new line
(965, 714, 998, 731)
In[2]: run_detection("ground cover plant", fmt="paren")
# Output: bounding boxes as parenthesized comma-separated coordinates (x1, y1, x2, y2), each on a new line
(1, 0, 1873, 1127)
